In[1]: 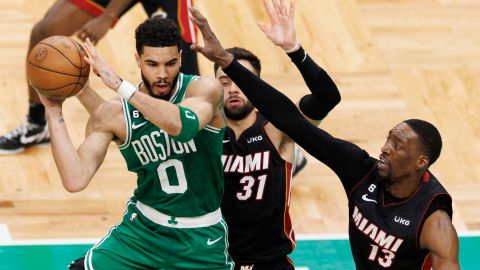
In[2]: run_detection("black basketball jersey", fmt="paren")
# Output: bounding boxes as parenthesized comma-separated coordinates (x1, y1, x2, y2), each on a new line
(348, 165, 452, 269)
(221, 113, 295, 264)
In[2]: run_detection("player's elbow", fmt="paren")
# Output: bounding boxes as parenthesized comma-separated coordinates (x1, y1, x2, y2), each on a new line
(63, 184, 84, 193)
(332, 91, 341, 107)
(168, 122, 183, 137)
(324, 87, 341, 111)
(61, 177, 88, 193)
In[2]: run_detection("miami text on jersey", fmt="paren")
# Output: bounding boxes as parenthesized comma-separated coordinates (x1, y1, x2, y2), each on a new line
(221, 151, 270, 173)
(352, 206, 404, 252)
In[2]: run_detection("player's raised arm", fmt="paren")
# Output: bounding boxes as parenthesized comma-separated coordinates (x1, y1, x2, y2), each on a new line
(40, 95, 115, 192)
(189, 5, 370, 185)
(257, 0, 340, 122)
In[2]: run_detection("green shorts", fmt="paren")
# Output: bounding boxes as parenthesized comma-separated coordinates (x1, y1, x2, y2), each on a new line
(83, 201, 234, 269)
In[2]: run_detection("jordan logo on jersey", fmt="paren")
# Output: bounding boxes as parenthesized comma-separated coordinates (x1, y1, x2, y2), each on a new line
(222, 151, 270, 173)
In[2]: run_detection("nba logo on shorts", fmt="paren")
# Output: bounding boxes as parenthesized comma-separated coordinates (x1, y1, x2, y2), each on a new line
(130, 213, 138, 222)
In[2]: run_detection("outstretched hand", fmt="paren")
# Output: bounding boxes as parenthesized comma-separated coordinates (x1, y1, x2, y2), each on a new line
(82, 38, 122, 91)
(188, 6, 234, 68)
(75, 14, 114, 45)
(257, 0, 298, 52)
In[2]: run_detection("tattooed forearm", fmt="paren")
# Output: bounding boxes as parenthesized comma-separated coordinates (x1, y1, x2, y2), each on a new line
(57, 114, 65, 124)
(102, 70, 122, 90)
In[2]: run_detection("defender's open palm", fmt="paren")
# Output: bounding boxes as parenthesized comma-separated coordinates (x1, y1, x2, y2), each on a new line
(83, 38, 122, 90)
(257, 0, 298, 51)
(188, 6, 233, 68)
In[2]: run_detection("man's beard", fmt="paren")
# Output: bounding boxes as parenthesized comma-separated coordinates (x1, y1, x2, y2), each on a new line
(141, 72, 178, 100)
(225, 100, 255, 120)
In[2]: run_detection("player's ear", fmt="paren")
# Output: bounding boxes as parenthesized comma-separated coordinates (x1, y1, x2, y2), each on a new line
(416, 155, 429, 171)
(135, 53, 141, 68)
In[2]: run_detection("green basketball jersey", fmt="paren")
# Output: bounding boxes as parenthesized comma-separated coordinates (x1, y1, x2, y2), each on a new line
(118, 73, 226, 217)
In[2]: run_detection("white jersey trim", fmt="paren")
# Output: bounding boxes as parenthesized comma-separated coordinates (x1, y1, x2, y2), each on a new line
(136, 200, 222, 228)
(204, 125, 222, 134)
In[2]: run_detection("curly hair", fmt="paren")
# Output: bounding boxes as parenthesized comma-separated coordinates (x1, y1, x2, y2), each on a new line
(404, 119, 442, 166)
(135, 17, 181, 54)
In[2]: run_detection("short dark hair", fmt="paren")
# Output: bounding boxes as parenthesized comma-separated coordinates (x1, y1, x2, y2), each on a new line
(214, 47, 261, 75)
(135, 17, 181, 54)
(404, 119, 442, 166)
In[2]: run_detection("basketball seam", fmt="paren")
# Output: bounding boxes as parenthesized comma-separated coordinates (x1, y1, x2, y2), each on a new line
(70, 39, 84, 97)
(32, 82, 82, 91)
(27, 60, 89, 77)
(39, 42, 84, 69)
(71, 39, 85, 69)
(71, 39, 90, 71)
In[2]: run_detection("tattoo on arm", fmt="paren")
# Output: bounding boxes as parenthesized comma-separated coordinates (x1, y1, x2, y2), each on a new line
(57, 114, 65, 124)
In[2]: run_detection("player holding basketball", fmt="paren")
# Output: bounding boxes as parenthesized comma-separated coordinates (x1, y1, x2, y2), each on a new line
(215, 2, 340, 269)
(40, 17, 233, 269)
(189, 0, 460, 269)
(0, 0, 198, 155)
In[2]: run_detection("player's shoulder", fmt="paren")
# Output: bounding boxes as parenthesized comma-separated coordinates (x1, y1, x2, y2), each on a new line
(94, 97, 122, 115)
(90, 97, 123, 126)
(186, 76, 222, 97)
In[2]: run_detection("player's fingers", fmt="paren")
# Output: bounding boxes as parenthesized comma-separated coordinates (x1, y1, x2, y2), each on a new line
(82, 43, 92, 59)
(189, 6, 215, 33)
(83, 55, 95, 67)
(289, 0, 295, 19)
(272, 0, 281, 17)
(188, 7, 204, 26)
(189, 43, 204, 54)
(188, 14, 201, 28)
(37, 93, 47, 104)
(83, 40, 98, 63)
(263, 0, 276, 21)
(189, 9, 216, 43)
(84, 38, 98, 57)
(279, 0, 287, 15)
(83, 59, 100, 77)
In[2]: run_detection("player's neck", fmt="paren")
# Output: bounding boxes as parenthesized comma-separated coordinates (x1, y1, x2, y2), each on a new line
(384, 174, 423, 199)
(227, 110, 258, 140)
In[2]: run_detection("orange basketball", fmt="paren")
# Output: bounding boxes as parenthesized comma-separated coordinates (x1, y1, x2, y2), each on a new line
(26, 35, 90, 100)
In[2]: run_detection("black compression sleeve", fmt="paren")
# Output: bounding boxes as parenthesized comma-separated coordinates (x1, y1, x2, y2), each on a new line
(223, 59, 374, 192)
(287, 46, 341, 120)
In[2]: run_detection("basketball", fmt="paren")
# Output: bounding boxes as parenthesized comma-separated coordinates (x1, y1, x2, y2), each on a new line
(26, 35, 90, 100)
